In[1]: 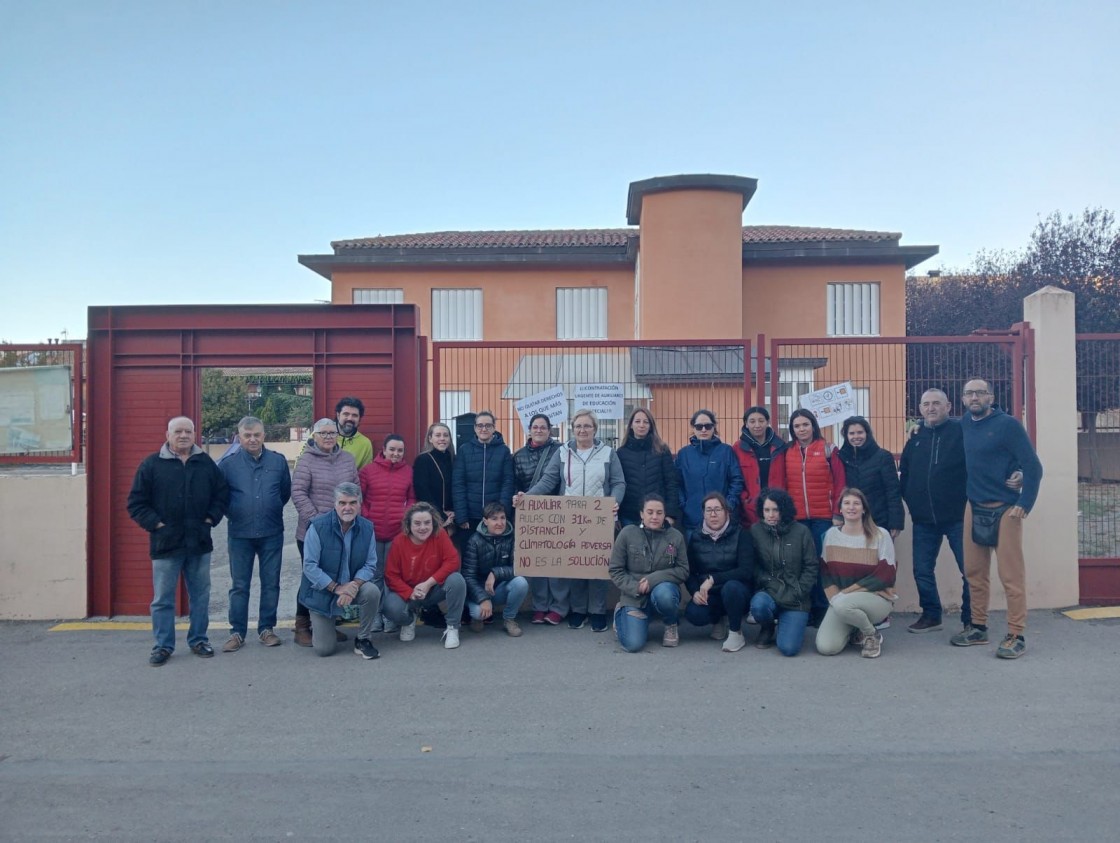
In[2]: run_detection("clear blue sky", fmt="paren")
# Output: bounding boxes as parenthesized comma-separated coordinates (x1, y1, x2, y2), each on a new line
(2, 1, 1117, 342)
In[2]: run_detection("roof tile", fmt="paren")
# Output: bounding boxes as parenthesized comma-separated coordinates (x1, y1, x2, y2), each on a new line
(332, 225, 899, 251)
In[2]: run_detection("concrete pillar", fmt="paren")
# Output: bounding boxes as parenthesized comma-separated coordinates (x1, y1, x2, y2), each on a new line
(1023, 285, 1080, 607)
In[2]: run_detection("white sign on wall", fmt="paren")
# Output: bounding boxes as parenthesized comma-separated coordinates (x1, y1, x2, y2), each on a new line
(573, 383, 625, 420)
(515, 386, 568, 433)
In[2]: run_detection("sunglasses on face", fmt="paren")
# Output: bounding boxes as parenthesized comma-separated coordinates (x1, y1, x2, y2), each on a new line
(693, 423, 714, 431)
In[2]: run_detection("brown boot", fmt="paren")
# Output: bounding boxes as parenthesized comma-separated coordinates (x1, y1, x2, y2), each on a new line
(294, 615, 312, 647)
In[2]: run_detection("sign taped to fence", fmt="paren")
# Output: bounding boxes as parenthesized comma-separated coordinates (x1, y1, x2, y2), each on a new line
(515, 495, 614, 580)
(515, 386, 568, 432)
(799, 381, 857, 427)
(573, 383, 624, 420)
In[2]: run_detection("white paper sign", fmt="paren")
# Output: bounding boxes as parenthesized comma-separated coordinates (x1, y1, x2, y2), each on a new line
(573, 383, 624, 420)
(800, 381, 857, 428)
(516, 386, 568, 433)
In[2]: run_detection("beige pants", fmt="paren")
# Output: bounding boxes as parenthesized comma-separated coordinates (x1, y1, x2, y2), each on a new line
(963, 502, 1027, 636)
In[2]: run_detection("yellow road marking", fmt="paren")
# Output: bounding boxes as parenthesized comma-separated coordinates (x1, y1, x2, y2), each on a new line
(1062, 607, 1120, 620)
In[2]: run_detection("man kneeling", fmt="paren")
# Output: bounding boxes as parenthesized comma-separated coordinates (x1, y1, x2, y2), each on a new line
(298, 483, 382, 659)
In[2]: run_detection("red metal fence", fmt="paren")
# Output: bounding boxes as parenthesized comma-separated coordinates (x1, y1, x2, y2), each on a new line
(0, 342, 84, 464)
(1075, 334, 1120, 604)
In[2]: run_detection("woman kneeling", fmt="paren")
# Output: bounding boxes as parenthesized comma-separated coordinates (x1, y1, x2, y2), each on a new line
(610, 494, 689, 652)
(816, 488, 898, 659)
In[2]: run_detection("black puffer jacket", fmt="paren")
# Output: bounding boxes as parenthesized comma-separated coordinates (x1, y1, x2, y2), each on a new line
(127, 445, 228, 558)
(616, 435, 682, 522)
(685, 520, 754, 594)
(513, 439, 562, 493)
(837, 417, 904, 532)
(898, 418, 967, 526)
(452, 431, 515, 523)
(462, 520, 516, 605)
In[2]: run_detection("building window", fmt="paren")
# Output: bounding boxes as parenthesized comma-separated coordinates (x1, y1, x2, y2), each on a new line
(777, 368, 815, 430)
(352, 288, 404, 304)
(432, 289, 482, 341)
(557, 288, 607, 340)
(439, 390, 472, 429)
(827, 282, 880, 337)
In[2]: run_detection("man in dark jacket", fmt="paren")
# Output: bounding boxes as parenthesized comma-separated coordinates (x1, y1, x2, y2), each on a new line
(452, 410, 515, 535)
(899, 389, 971, 634)
(217, 416, 291, 653)
(127, 416, 228, 666)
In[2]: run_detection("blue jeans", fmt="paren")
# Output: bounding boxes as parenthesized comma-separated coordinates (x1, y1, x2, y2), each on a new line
(614, 582, 681, 653)
(469, 576, 530, 621)
(683, 579, 749, 632)
(151, 553, 211, 652)
(911, 520, 970, 625)
(749, 591, 809, 657)
(227, 533, 284, 638)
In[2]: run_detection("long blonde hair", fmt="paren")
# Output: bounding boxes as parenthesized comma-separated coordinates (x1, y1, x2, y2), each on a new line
(839, 487, 879, 545)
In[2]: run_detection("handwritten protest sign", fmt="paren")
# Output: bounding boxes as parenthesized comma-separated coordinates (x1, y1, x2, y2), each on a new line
(573, 383, 624, 420)
(515, 386, 568, 432)
(799, 381, 857, 428)
(515, 495, 614, 580)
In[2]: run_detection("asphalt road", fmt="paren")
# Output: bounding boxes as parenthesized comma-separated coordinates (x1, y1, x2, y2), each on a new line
(1, 608, 1118, 841)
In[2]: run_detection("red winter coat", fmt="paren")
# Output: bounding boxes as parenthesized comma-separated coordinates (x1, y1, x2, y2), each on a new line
(384, 530, 460, 600)
(359, 454, 415, 542)
(783, 438, 846, 521)
(733, 432, 787, 526)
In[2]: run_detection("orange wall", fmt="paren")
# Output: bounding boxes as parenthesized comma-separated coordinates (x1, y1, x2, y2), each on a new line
(331, 265, 634, 342)
(741, 263, 907, 339)
(637, 190, 746, 339)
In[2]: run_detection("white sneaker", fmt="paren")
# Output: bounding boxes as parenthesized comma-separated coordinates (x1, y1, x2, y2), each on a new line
(399, 621, 416, 642)
(383, 619, 400, 634)
(746, 612, 759, 626)
(442, 627, 460, 649)
(722, 630, 746, 653)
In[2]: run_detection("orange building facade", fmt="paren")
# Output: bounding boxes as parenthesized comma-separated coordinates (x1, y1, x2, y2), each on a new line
(300, 174, 937, 453)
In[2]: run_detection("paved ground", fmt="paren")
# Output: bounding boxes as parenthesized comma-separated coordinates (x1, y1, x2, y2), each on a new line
(1, 607, 1118, 841)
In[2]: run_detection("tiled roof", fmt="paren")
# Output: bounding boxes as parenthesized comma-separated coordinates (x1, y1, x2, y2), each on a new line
(332, 225, 900, 251)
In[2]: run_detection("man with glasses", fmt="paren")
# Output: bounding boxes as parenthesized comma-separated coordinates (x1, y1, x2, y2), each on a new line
(452, 410, 515, 543)
(951, 378, 1043, 659)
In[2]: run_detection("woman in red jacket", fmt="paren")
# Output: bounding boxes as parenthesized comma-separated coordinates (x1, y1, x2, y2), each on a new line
(733, 405, 787, 527)
(359, 434, 416, 632)
(783, 409, 846, 626)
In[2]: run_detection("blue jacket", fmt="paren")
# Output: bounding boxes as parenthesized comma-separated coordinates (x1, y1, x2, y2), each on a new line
(452, 431, 515, 523)
(675, 436, 744, 530)
(218, 446, 291, 538)
(298, 510, 378, 618)
(961, 407, 1043, 512)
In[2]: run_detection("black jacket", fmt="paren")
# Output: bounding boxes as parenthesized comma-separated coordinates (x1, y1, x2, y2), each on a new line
(749, 520, 818, 612)
(899, 418, 968, 526)
(837, 419, 904, 532)
(462, 521, 516, 605)
(685, 520, 754, 594)
(452, 431, 515, 523)
(616, 436, 682, 522)
(513, 439, 562, 493)
(127, 445, 228, 559)
(413, 448, 455, 515)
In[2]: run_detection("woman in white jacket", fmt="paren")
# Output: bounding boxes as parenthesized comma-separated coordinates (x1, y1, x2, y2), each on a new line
(516, 409, 626, 632)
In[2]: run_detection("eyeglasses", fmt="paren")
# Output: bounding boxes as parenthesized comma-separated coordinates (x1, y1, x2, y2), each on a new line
(316, 431, 338, 437)
(573, 424, 595, 430)
(703, 506, 725, 514)
(962, 390, 991, 397)
(693, 423, 714, 431)
(475, 423, 495, 430)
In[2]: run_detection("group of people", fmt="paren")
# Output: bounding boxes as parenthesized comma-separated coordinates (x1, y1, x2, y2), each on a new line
(127, 377, 1042, 666)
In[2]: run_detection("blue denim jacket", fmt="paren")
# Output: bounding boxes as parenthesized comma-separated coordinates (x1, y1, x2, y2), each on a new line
(218, 446, 291, 538)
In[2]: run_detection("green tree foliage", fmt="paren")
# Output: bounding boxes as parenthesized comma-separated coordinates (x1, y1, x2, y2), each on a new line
(258, 392, 313, 429)
(200, 369, 249, 438)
